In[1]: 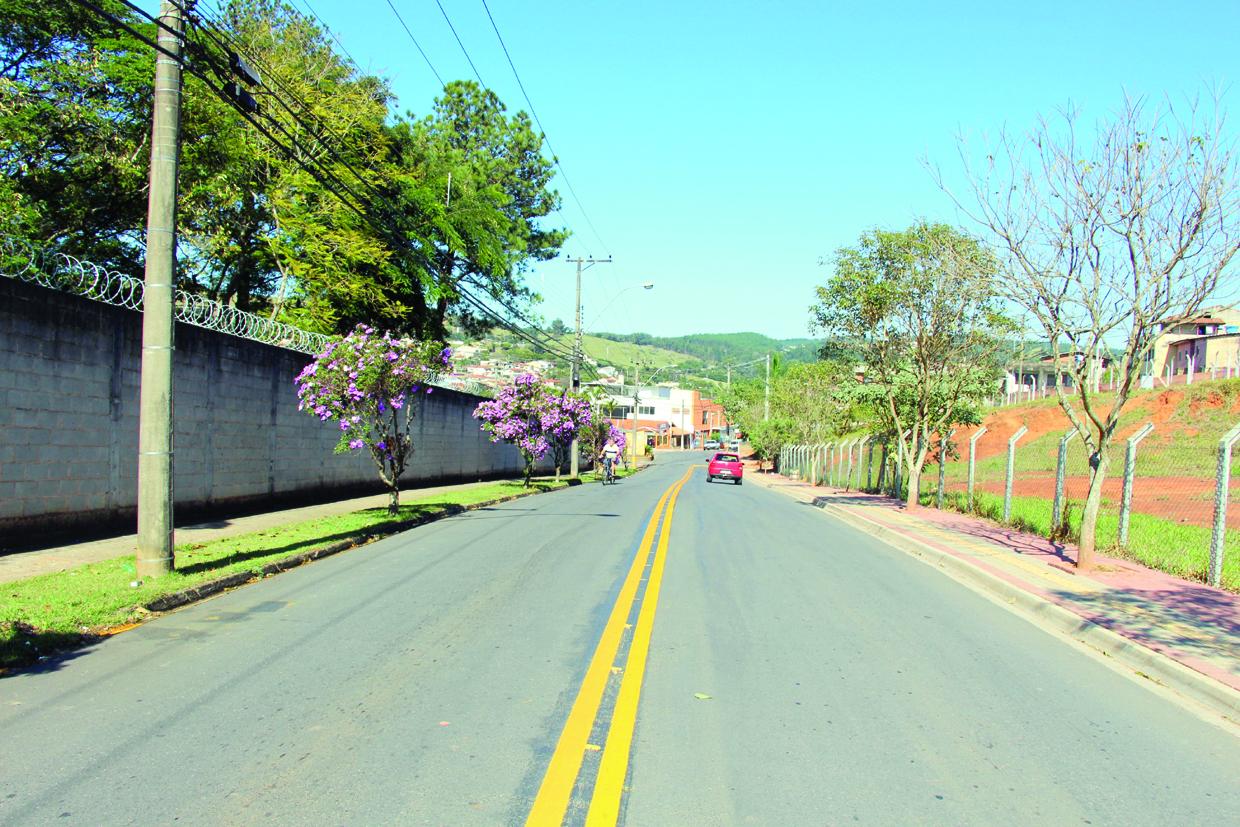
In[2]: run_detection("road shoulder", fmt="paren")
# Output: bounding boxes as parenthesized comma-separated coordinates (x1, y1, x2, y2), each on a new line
(748, 469, 1240, 731)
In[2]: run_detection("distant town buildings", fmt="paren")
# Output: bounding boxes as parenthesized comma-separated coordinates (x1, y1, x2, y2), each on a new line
(1150, 305, 1240, 381)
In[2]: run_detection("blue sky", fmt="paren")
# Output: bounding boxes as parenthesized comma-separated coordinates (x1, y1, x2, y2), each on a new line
(194, 1, 1238, 339)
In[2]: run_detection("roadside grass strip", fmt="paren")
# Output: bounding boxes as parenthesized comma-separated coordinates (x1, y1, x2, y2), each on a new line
(526, 466, 694, 826)
(0, 477, 586, 671)
(927, 489, 1240, 592)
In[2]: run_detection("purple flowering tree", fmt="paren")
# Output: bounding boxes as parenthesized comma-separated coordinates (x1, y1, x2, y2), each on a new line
(583, 420, 628, 469)
(473, 374, 549, 487)
(295, 324, 452, 514)
(538, 391, 594, 481)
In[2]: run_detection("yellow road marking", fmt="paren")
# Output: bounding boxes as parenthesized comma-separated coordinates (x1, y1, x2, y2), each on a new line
(525, 466, 694, 826)
(585, 470, 691, 826)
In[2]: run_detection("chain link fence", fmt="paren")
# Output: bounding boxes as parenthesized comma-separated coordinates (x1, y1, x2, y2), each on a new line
(779, 387, 1240, 590)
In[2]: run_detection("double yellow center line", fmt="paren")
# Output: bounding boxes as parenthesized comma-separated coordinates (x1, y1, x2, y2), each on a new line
(525, 466, 695, 826)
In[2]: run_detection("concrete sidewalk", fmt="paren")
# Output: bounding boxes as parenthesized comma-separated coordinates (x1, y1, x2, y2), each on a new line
(748, 467, 1240, 723)
(0, 480, 503, 585)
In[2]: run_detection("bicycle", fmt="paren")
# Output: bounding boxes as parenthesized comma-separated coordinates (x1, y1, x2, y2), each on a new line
(602, 457, 616, 485)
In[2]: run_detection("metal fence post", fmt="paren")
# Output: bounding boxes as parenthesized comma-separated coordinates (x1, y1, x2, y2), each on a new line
(1208, 421, 1240, 588)
(936, 429, 956, 510)
(877, 441, 888, 493)
(858, 438, 868, 490)
(846, 438, 855, 486)
(1003, 426, 1028, 523)
(866, 438, 875, 491)
(967, 427, 987, 512)
(1119, 422, 1154, 548)
(818, 443, 828, 485)
(830, 441, 840, 487)
(1052, 428, 1077, 529)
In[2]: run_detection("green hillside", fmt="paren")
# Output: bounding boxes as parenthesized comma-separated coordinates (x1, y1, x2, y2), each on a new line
(593, 331, 820, 366)
(451, 326, 819, 388)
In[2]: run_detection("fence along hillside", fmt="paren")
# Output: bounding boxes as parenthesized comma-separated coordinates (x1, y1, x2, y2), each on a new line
(780, 380, 1240, 591)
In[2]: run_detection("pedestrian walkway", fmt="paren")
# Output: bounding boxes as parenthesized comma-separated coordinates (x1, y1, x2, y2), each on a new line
(0, 480, 501, 585)
(748, 467, 1240, 719)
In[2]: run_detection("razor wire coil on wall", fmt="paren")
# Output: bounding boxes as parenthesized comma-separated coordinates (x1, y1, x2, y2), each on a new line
(1, 234, 334, 356)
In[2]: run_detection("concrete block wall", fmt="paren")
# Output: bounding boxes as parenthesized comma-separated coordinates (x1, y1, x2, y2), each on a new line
(0, 278, 535, 544)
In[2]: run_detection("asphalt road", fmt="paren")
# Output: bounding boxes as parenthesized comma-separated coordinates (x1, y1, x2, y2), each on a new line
(2, 452, 1238, 826)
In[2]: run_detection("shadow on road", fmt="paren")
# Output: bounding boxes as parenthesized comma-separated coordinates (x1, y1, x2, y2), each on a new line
(1050, 586, 1240, 670)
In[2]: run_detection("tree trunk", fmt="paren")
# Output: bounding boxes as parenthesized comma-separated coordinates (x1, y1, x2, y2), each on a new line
(1076, 447, 1111, 569)
(905, 463, 922, 509)
(388, 482, 400, 515)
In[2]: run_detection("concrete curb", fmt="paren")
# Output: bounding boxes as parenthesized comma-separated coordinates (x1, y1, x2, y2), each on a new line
(811, 499, 1240, 727)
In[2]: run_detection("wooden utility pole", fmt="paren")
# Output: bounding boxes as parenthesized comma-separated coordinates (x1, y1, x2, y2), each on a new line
(135, 0, 184, 578)
(565, 256, 610, 478)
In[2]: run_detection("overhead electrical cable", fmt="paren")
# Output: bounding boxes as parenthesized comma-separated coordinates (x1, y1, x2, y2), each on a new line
(79, 0, 582, 366)
(380, 0, 445, 87)
(432, 0, 486, 87)
(479, 0, 610, 256)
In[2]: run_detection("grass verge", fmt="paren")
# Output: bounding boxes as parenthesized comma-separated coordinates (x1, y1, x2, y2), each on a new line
(922, 489, 1239, 592)
(0, 476, 594, 671)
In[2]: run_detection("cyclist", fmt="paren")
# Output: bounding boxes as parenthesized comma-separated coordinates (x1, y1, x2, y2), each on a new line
(601, 439, 620, 484)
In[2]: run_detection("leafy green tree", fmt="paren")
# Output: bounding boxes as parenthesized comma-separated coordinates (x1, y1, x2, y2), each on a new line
(1, 1, 173, 266)
(391, 80, 567, 339)
(744, 417, 798, 471)
(811, 222, 1011, 507)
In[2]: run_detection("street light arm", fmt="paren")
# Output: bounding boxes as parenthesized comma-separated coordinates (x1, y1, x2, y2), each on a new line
(584, 282, 654, 331)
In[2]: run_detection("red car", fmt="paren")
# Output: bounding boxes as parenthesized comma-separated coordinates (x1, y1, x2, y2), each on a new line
(706, 451, 744, 485)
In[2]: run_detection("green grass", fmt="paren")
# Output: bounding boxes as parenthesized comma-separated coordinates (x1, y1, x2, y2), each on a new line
(0, 477, 582, 670)
(923, 488, 1240, 592)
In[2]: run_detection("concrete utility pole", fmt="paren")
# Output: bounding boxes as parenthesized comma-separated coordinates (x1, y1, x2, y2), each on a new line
(763, 352, 771, 421)
(631, 364, 641, 465)
(136, 0, 184, 578)
(566, 256, 611, 479)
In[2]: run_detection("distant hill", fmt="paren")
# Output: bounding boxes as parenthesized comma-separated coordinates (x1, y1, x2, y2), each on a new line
(449, 326, 822, 391)
(592, 332, 821, 367)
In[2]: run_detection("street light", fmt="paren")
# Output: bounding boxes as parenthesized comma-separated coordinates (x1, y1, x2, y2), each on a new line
(585, 282, 654, 331)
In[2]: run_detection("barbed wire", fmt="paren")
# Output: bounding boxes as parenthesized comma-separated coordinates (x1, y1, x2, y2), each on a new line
(0, 235, 335, 355)
(0, 235, 499, 397)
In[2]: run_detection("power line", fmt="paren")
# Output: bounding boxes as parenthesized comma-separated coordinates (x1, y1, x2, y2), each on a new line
(294, 0, 365, 72)
(479, 0, 609, 256)
(76, 0, 581, 367)
(381, 0, 445, 87)
(432, 0, 486, 87)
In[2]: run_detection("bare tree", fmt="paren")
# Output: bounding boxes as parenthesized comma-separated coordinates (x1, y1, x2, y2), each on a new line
(935, 94, 1238, 569)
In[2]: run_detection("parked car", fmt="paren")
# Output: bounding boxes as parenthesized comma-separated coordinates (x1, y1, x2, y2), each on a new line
(706, 451, 743, 484)
(703, 439, 720, 450)
(725, 439, 741, 451)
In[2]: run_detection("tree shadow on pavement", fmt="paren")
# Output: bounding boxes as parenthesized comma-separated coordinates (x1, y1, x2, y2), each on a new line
(1050, 586, 1240, 671)
(1, 623, 99, 677)
(175, 505, 444, 576)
